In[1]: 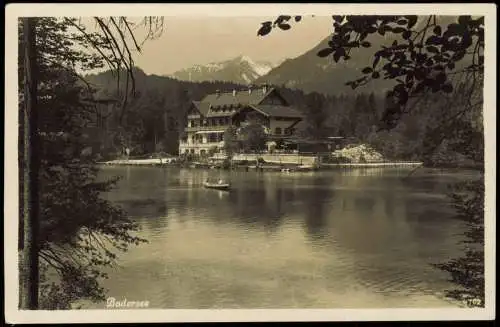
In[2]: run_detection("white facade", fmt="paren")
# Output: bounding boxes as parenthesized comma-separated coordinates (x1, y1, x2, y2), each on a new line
(179, 87, 303, 156)
(179, 132, 225, 156)
(269, 118, 296, 136)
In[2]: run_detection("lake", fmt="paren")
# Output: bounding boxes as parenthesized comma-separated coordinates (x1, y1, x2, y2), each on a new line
(87, 166, 478, 309)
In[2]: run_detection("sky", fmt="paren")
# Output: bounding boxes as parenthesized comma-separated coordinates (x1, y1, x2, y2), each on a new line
(84, 16, 333, 76)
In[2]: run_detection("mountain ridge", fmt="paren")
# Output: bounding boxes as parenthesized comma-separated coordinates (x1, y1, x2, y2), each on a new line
(255, 34, 397, 96)
(169, 55, 280, 85)
(256, 16, 462, 96)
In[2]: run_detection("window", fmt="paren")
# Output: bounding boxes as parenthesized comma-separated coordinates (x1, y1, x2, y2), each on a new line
(275, 127, 282, 135)
(208, 133, 217, 143)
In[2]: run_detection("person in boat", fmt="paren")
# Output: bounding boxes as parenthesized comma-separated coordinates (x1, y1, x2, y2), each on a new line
(218, 179, 223, 185)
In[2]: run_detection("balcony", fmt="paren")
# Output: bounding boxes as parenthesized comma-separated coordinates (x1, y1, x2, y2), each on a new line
(179, 142, 224, 149)
(184, 125, 229, 132)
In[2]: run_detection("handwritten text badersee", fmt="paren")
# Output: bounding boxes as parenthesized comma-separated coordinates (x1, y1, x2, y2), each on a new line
(106, 297, 150, 309)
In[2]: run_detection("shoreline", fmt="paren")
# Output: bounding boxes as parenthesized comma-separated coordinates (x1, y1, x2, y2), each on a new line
(97, 159, 425, 170)
(97, 159, 481, 171)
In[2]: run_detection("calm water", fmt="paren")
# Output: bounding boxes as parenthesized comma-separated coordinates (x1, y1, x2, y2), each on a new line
(87, 166, 478, 309)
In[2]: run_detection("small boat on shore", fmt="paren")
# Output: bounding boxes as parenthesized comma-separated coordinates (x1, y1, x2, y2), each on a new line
(204, 179, 231, 191)
(297, 164, 315, 171)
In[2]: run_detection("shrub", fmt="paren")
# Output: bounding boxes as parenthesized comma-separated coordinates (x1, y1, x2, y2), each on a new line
(221, 158, 232, 170)
(179, 153, 196, 163)
(435, 177, 485, 307)
(324, 155, 351, 164)
(208, 146, 219, 157)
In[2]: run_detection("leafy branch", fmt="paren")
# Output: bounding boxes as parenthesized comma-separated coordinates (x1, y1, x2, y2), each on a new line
(258, 15, 484, 132)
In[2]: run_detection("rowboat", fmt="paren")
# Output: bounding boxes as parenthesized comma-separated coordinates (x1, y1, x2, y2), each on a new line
(204, 180, 231, 191)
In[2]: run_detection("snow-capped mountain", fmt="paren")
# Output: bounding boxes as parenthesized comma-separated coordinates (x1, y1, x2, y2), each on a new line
(170, 55, 279, 84)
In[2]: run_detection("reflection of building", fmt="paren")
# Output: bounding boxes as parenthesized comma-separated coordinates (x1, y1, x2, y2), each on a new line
(179, 84, 304, 155)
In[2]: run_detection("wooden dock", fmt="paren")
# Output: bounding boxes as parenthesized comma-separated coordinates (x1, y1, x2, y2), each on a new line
(320, 162, 423, 168)
(97, 159, 173, 166)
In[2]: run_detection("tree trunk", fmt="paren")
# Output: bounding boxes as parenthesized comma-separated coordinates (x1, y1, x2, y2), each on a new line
(20, 17, 39, 310)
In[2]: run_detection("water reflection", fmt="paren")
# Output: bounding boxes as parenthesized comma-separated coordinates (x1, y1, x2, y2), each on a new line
(94, 166, 469, 309)
(297, 176, 333, 242)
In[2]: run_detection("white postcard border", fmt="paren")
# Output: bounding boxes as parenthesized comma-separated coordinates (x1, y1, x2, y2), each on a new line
(4, 3, 496, 323)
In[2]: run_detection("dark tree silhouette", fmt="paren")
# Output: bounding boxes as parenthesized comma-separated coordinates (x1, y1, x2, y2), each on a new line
(19, 16, 164, 310)
(258, 15, 483, 132)
(258, 15, 485, 307)
(239, 124, 267, 152)
(223, 125, 239, 158)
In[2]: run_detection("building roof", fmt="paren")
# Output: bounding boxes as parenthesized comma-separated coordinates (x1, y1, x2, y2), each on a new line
(192, 101, 210, 116)
(201, 87, 272, 107)
(206, 111, 235, 118)
(250, 104, 304, 118)
(191, 87, 303, 119)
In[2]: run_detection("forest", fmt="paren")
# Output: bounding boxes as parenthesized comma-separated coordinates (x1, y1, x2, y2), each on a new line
(85, 67, 475, 167)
